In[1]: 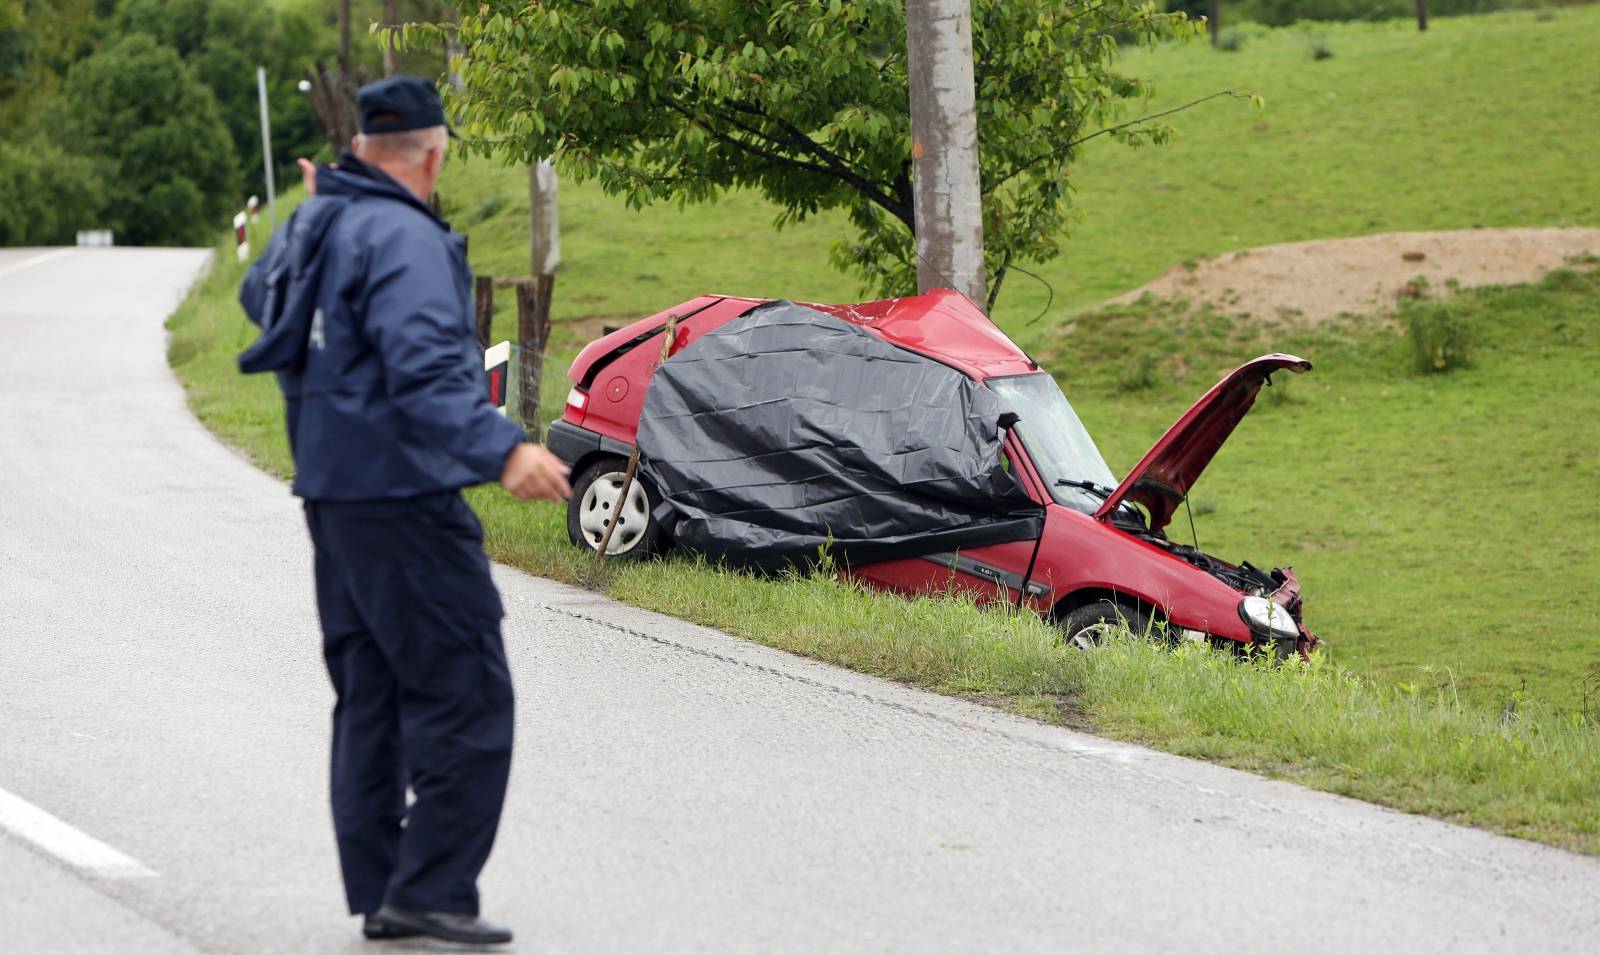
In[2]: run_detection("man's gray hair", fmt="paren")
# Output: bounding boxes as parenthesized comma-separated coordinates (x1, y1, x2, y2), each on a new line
(354, 125, 448, 163)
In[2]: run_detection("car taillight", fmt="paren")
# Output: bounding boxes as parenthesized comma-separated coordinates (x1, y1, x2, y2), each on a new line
(565, 387, 588, 412)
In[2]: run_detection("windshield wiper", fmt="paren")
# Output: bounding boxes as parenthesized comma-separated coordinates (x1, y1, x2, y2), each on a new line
(1055, 478, 1118, 499)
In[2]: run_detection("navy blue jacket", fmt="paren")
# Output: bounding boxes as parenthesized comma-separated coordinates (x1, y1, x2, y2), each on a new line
(239, 155, 523, 501)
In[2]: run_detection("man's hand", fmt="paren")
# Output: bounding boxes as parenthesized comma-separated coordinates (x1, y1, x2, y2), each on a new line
(298, 158, 317, 196)
(500, 443, 572, 501)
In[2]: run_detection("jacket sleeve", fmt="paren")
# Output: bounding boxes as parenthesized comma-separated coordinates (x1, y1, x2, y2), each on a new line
(238, 225, 290, 328)
(360, 224, 524, 483)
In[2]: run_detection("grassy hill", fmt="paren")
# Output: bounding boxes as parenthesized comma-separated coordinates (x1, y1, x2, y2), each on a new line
(445, 9, 1600, 334)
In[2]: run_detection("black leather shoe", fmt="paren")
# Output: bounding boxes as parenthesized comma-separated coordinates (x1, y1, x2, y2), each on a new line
(375, 905, 513, 945)
(361, 911, 421, 940)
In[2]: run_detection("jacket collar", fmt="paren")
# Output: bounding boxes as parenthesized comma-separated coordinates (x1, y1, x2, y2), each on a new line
(317, 152, 450, 230)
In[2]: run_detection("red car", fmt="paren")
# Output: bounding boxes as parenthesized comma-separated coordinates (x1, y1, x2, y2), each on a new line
(546, 289, 1317, 656)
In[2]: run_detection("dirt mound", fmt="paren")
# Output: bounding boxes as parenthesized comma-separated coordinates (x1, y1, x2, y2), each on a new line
(1110, 228, 1600, 323)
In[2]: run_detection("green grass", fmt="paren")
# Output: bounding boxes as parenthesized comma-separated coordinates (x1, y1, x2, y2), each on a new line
(1055, 267, 1600, 713)
(165, 12, 1600, 851)
(1007, 9, 1600, 325)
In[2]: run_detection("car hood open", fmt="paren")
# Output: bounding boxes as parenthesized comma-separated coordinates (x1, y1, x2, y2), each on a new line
(1094, 354, 1312, 533)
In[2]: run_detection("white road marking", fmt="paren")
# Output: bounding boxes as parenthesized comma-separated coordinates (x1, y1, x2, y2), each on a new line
(0, 248, 75, 279)
(0, 786, 156, 879)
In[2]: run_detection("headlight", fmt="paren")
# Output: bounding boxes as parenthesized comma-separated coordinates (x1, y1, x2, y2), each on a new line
(1238, 595, 1299, 640)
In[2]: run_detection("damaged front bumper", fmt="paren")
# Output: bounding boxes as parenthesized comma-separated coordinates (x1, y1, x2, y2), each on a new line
(1248, 567, 1320, 658)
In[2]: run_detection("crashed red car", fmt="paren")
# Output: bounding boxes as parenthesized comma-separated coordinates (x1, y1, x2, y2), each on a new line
(546, 289, 1318, 656)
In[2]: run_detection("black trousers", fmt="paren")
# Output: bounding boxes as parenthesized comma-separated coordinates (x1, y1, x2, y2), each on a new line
(303, 491, 514, 916)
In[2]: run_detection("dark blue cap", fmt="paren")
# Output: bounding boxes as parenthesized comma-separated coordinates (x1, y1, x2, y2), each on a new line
(356, 75, 459, 139)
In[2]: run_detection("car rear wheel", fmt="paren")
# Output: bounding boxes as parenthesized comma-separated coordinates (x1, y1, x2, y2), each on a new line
(566, 456, 666, 558)
(1056, 599, 1155, 650)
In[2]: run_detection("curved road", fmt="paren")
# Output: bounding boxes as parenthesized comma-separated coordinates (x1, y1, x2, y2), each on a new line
(1, 247, 1597, 954)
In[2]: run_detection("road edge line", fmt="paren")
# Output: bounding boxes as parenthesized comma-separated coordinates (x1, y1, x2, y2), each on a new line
(0, 786, 157, 879)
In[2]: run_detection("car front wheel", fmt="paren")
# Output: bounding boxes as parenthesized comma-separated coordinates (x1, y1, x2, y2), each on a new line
(1056, 599, 1155, 650)
(566, 456, 667, 558)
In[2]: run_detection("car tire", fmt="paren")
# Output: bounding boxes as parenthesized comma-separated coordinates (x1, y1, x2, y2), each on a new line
(566, 455, 667, 558)
(1056, 599, 1155, 650)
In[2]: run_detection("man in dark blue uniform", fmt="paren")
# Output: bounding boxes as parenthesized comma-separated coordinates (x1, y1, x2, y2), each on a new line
(239, 75, 570, 946)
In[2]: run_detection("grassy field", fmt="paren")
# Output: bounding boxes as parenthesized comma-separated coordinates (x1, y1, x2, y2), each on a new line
(440, 10, 1600, 334)
(1060, 268, 1600, 712)
(166, 12, 1600, 849)
(1014, 9, 1600, 320)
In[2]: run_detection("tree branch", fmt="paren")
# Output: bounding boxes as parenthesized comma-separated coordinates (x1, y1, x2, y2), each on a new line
(1066, 89, 1246, 149)
(991, 90, 1247, 192)
(722, 101, 915, 228)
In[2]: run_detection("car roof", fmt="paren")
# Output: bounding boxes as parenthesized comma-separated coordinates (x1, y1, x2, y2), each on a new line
(569, 288, 1039, 387)
(805, 288, 1039, 380)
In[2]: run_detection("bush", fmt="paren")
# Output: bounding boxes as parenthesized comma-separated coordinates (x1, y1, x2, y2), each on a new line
(1117, 352, 1162, 391)
(0, 137, 106, 245)
(58, 33, 237, 246)
(1404, 301, 1474, 374)
(1217, 27, 1247, 51)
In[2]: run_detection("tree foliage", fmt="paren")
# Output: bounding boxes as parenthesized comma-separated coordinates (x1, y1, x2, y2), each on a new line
(0, 136, 105, 245)
(59, 33, 236, 245)
(113, 0, 329, 195)
(405, 0, 1210, 304)
(0, 0, 108, 133)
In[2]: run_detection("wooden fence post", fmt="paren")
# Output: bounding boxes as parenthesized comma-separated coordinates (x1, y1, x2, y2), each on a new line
(514, 277, 554, 442)
(473, 275, 494, 353)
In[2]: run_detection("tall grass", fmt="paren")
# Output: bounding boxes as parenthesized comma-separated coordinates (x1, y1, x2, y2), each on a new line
(1075, 639, 1599, 849)
(1403, 299, 1475, 373)
(608, 545, 1600, 852)
(466, 478, 1600, 853)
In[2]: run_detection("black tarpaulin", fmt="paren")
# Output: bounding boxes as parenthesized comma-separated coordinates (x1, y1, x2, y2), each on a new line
(637, 301, 1043, 572)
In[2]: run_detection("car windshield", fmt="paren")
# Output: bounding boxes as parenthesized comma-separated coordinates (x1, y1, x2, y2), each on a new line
(987, 373, 1119, 514)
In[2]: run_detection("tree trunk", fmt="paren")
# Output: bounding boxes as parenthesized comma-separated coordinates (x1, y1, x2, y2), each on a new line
(904, 0, 986, 308)
(1416, 0, 1428, 31)
(338, 0, 350, 78)
(1209, 0, 1220, 46)
(305, 60, 360, 155)
(529, 161, 560, 277)
(382, 0, 398, 76)
(518, 161, 560, 442)
(447, 8, 466, 92)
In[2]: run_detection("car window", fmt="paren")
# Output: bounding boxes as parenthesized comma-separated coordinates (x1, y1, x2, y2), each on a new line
(987, 373, 1119, 515)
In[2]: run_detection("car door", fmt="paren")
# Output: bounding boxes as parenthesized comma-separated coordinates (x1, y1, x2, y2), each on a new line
(845, 435, 1047, 607)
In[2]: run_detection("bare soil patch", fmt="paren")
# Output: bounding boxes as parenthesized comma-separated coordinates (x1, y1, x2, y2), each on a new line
(1110, 228, 1600, 324)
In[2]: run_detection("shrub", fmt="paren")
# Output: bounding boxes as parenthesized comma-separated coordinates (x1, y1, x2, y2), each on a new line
(1217, 27, 1246, 51)
(1117, 353, 1162, 391)
(1404, 301, 1474, 374)
(1308, 35, 1335, 60)
(58, 34, 236, 246)
(0, 137, 106, 245)
(1260, 374, 1304, 406)
(473, 194, 509, 225)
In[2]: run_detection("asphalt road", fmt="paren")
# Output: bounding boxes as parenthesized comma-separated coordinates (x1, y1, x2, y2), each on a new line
(2, 246, 1598, 954)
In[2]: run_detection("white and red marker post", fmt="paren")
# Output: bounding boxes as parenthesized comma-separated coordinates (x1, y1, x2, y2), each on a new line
(484, 341, 511, 416)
